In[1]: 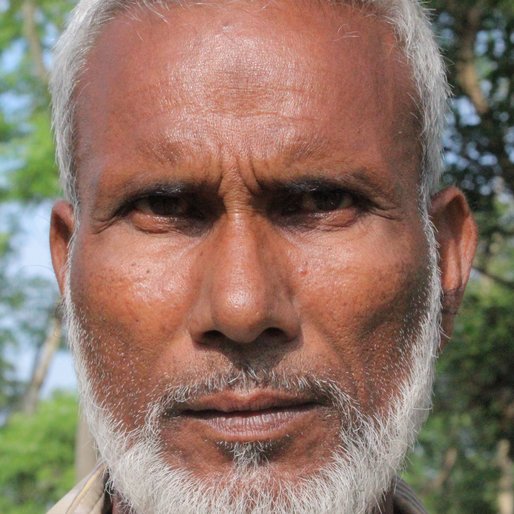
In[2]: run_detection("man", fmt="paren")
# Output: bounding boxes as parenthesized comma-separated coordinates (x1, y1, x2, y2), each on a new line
(47, 0, 477, 512)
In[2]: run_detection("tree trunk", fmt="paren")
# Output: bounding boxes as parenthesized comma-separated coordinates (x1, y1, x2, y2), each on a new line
(497, 439, 513, 514)
(21, 0, 49, 84)
(421, 446, 458, 495)
(455, 5, 489, 115)
(21, 314, 62, 415)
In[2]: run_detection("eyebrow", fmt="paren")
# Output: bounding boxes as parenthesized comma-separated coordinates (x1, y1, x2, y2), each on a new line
(260, 169, 398, 201)
(122, 171, 396, 208)
(117, 180, 216, 202)
(132, 134, 399, 202)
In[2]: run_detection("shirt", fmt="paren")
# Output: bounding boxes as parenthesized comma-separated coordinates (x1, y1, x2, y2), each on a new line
(47, 465, 428, 514)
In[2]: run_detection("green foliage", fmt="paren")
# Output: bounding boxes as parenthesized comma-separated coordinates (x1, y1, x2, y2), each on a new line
(0, 392, 78, 513)
(3, 108, 60, 201)
(0, 0, 66, 414)
(0, 0, 75, 202)
(404, 277, 514, 513)
(400, 3, 514, 509)
(433, 0, 514, 217)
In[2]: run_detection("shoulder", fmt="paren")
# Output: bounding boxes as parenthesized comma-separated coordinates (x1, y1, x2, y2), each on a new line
(47, 465, 108, 514)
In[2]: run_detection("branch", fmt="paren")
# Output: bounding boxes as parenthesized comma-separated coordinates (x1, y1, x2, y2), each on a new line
(446, 1, 514, 193)
(494, 226, 514, 239)
(421, 446, 458, 495)
(496, 439, 514, 514)
(455, 5, 489, 115)
(21, 309, 62, 415)
(474, 266, 514, 290)
(21, 0, 49, 84)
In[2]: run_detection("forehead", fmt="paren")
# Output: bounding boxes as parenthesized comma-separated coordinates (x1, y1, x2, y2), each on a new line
(75, 0, 420, 195)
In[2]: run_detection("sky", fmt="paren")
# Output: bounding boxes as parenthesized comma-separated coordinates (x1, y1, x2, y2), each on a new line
(6, 202, 76, 396)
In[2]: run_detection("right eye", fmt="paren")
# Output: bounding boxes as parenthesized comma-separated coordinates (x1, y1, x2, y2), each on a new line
(133, 195, 194, 218)
(121, 193, 210, 234)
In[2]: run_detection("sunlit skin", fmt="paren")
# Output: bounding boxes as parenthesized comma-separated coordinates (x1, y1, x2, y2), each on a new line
(50, 1, 477, 512)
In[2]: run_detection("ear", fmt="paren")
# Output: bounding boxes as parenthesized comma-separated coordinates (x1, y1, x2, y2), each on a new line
(50, 200, 75, 295)
(430, 187, 477, 348)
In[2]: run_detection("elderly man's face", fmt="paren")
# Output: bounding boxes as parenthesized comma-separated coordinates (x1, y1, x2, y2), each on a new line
(51, 0, 476, 512)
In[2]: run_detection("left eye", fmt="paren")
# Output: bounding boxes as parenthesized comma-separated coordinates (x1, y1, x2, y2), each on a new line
(281, 189, 354, 216)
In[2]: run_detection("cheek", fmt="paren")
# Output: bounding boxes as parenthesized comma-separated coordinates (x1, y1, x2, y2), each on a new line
(291, 222, 432, 412)
(69, 229, 198, 418)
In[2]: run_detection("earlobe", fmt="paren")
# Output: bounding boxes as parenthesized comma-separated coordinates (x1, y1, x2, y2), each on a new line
(430, 187, 478, 347)
(50, 200, 75, 295)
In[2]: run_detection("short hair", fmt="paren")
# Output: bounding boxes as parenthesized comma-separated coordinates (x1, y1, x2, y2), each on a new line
(50, 0, 449, 206)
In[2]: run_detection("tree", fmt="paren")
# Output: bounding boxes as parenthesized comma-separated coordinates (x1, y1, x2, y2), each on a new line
(0, 218, 59, 417)
(0, 0, 72, 416)
(403, 3, 514, 512)
(405, 276, 514, 513)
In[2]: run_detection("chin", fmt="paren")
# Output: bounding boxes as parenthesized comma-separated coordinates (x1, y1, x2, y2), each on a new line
(72, 354, 437, 514)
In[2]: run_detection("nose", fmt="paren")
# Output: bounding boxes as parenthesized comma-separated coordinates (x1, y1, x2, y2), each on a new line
(189, 217, 300, 347)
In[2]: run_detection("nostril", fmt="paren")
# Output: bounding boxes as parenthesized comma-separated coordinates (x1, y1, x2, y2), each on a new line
(262, 327, 285, 339)
(199, 327, 288, 346)
(203, 330, 225, 343)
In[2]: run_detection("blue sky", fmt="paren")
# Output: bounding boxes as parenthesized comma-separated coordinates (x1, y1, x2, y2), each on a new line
(4, 202, 76, 396)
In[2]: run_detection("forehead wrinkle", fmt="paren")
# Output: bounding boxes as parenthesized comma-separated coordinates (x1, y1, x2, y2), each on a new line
(275, 133, 333, 168)
(136, 137, 185, 168)
(133, 129, 331, 170)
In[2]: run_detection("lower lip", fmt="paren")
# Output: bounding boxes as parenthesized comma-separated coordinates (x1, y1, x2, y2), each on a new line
(179, 404, 319, 440)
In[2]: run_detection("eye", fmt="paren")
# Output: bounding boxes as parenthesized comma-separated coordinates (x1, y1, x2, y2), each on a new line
(118, 191, 212, 235)
(133, 194, 196, 218)
(280, 189, 355, 216)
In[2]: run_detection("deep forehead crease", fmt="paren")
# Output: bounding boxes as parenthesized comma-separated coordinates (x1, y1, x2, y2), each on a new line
(135, 131, 335, 167)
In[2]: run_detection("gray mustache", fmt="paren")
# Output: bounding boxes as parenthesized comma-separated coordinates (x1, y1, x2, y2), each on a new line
(152, 369, 360, 418)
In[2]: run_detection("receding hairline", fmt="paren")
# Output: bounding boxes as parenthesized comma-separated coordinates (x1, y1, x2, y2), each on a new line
(50, 0, 448, 205)
(72, 0, 422, 194)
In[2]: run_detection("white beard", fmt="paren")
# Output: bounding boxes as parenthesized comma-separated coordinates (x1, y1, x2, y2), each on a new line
(64, 216, 442, 514)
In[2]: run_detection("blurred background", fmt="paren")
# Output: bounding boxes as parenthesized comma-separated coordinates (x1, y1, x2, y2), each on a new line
(0, 0, 512, 512)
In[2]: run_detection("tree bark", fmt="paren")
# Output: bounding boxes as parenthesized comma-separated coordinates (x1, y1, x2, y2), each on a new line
(21, 0, 49, 84)
(421, 446, 458, 495)
(455, 5, 489, 115)
(21, 313, 62, 415)
(497, 439, 513, 514)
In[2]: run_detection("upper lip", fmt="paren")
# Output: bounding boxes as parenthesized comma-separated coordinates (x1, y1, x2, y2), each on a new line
(178, 390, 318, 414)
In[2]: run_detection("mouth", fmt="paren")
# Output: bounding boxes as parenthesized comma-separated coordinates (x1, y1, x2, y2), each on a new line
(172, 390, 322, 441)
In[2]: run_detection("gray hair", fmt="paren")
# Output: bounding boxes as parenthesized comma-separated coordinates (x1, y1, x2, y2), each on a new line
(50, 0, 449, 206)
